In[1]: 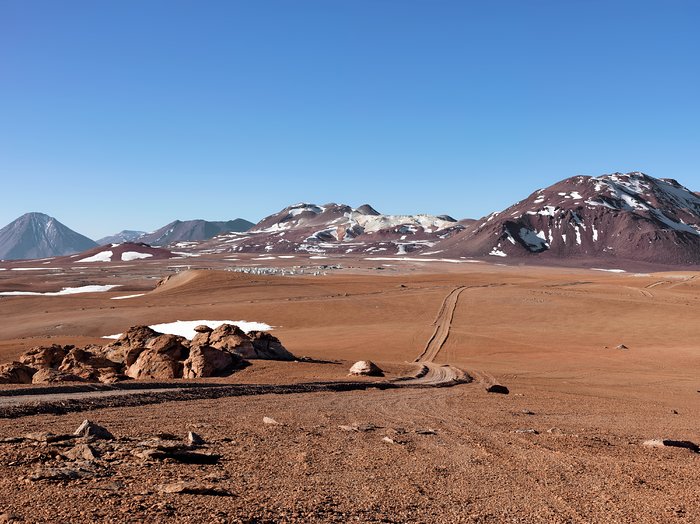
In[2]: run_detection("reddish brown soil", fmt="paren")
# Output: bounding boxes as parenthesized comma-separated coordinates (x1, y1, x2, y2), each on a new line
(0, 256, 698, 522)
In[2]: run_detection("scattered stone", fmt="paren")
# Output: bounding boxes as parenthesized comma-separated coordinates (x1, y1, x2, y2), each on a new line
(186, 431, 205, 447)
(348, 360, 384, 377)
(74, 420, 114, 440)
(63, 443, 99, 461)
(24, 432, 74, 443)
(29, 461, 103, 481)
(157, 481, 232, 496)
(486, 384, 509, 394)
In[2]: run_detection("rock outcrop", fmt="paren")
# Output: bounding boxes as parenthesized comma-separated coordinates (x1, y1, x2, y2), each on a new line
(0, 324, 295, 385)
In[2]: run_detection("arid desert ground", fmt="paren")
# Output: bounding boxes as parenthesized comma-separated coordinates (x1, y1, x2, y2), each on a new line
(0, 255, 698, 523)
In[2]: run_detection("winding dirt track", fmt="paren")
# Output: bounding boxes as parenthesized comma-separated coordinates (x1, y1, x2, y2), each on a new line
(414, 285, 467, 363)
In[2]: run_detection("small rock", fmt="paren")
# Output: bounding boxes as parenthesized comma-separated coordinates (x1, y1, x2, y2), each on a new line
(338, 425, 358, 432)
(63, 443, 99, 461)
(74, 420, 114, 440)
(381, 436, 396, 444)
(263, 417, 282, 426)
(348, 360, 384, 377)
(643, 438, 699, 453)
(415, 429, 437, 435)
(157, 481, 232, 496)
(521, 409, 535, 415)
(547, 427, 564, 435)
(514, 428, 539, 435)
(194, 325, 213, 333)
(486, 384, 509, 394)
(616, 344, 628, 350)
(186, 431, 205, 447)
(24, 432, 74, 443)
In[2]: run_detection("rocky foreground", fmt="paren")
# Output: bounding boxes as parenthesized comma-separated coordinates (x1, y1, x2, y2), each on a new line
(0, 324, 295, 385)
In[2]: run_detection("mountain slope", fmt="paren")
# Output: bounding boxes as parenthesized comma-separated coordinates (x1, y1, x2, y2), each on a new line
(96, 230, 146, 245)
(139, 219, 254, 246)
(197, 203, 465, 255)
(0, 212, 98, 260)
(435, 172, 700, 266)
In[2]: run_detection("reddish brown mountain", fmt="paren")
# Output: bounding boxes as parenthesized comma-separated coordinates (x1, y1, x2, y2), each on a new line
(196, 203, 465, 256)
(434, 172, 700, 267)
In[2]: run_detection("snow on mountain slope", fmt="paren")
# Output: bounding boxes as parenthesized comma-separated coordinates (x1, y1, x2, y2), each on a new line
(195, 203, 465, 255)
(96, 230, 146, 245)
(435, 172, 700, 266)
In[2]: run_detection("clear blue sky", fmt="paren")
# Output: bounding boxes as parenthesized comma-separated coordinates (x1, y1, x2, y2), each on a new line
(1, 0, 698, 239)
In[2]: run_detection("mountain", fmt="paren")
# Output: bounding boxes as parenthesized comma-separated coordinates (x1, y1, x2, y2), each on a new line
(197, 203, 465, 255)
(96, 230, 146, 245)
(433, 172, 700, 267)
(0, 212, 97, 261)
(138, 219, 254, 246)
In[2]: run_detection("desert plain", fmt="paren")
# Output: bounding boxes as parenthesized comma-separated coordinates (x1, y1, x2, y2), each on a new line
(0, 254, 697, 523)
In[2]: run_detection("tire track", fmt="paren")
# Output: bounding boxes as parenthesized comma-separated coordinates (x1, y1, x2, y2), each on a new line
(414, 286, 467, 363)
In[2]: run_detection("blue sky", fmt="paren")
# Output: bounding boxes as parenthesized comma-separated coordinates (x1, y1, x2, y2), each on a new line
(1, 0, 698, 239)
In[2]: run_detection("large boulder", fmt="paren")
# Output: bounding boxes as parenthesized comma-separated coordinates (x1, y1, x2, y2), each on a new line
(58, 347, 121, 382)
(19, 344, 71, 369)
(32, 368, 86, 384)
(182, 345, 246, 379)
(103, 325, 160, 364)
(246, 331, 296, 361)
(206, 324, 256, 357)
(146, 334, 189, 360)
(126, 350, 182, 380)
(0, 362, 37, 384)
(348, 360, 384, 377)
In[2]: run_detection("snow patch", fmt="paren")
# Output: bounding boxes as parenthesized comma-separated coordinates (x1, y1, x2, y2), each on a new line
(0, 285, 120, 296)
(121, 251, 153, 261)
(79, 251, 113, 263)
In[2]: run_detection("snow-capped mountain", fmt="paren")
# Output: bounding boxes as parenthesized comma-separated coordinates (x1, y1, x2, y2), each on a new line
(96, 230, 146, 245)
(435, 172, 700, 266)
(138, 219, 254, 246)
(0, 212, 97, 260)
(198, 203, 465, 255)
